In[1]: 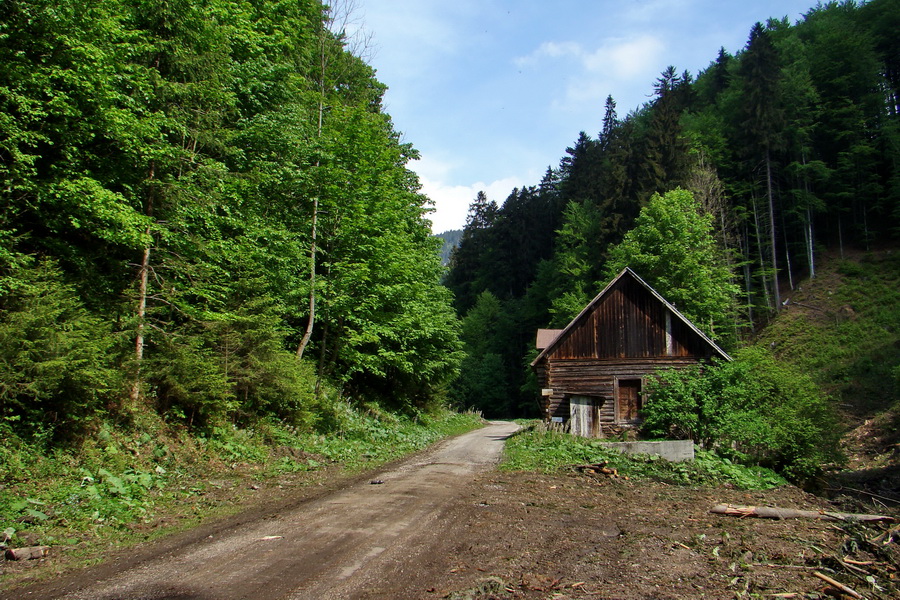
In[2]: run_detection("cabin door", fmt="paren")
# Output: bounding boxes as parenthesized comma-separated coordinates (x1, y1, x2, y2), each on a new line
(570, 395, 600, 438)
(616, 379, 643, 422)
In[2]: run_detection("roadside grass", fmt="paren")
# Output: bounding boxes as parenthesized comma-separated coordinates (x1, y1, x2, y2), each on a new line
(500, 422, 787, 490)
(0, 407, 482, 583)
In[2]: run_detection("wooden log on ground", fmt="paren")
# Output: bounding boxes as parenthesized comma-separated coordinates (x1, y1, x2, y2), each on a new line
(710, 504, 895, 523)
(812, 571, 863, 599)
(5, 546, 50, 561)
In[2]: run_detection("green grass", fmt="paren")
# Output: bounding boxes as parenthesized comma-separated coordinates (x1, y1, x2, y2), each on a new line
(500, 422, 787, 490)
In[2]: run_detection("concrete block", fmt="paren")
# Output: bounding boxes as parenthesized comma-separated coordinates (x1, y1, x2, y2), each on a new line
(597, 439, 694, 462)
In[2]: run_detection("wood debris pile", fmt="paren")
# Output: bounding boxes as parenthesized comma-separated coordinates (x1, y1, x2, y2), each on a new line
(572, 462, 626, 479)
(712, 503, 899, 599)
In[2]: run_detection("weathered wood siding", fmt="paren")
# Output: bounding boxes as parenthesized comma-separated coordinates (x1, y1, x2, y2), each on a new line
(540, 357, 701, 421)
(546, 276, 717, 361)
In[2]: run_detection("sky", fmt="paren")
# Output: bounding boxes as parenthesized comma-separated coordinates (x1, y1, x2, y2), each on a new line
(352, 0, 818, 233)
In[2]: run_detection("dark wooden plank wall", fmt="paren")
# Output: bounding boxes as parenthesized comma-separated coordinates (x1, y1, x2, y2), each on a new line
(542, 357, 702, 422)
(546, 277, 716, 361)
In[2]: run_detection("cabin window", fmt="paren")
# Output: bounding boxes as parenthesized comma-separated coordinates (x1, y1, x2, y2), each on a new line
(616, 378, 643, 422)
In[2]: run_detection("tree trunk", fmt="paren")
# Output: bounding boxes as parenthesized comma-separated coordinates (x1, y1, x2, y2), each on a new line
(782, 213, 794, 291)
(130, 160, 155, 406)
(711, 503, 895, 523)
(752, 196, 772, 313)
(765, 150, 781, 309)
(130, 241, 151, 405)
(296, 19, 329, 360)
(806, 207, 815, 279)
(5, 546, 51, 561)
(296, 192, 318, 359)
(838, 214, 845, 259)
(801, 152, 815, 279)
(315, 309, 328, 398)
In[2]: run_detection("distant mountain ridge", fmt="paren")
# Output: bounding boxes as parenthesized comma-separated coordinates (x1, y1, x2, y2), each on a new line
(434, 229, 462, 265)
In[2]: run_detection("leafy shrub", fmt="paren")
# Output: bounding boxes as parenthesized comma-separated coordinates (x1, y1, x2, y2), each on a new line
(0, 256, 121, 442)
(642, 347, 842, 481)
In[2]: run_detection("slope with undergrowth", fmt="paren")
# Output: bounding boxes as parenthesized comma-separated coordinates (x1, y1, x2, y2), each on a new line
(753, 247, 900, 494)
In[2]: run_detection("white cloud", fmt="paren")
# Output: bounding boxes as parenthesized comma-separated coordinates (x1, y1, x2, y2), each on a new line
(417, 173, 535, 234)
(514, 41, 582, 67)
(583, 35, 667, 80)
(516, 34, 665, 79)
(515, 34, 666, 118)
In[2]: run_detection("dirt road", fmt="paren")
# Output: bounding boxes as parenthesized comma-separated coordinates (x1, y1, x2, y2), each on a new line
(20, 421, 520, 600)
(14, 420, 897, 599)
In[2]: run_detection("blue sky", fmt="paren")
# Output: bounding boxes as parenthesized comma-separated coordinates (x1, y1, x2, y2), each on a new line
(354, 0, 818, 233)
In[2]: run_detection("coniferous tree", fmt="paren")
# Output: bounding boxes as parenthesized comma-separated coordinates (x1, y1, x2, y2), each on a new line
(641, 66, 690, 197)
(445, 191, 499, 313)
(739, 22, 784, 311)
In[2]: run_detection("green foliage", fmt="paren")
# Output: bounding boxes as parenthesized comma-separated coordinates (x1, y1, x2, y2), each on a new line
(0, 253, 121, 441)
(642, 347, 842, 481)
(451, 291, 513, 416)
(289, 406, 482, 468)
(0, 0, 463, 439)
(453, 353, 509, 415)
(755, 251, 900, 414)
(605, 188, 740, 343)
(501, 423, 786, 490)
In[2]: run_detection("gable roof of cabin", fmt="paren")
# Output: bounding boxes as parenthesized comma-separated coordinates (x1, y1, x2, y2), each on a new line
(530, 267, 731, 366)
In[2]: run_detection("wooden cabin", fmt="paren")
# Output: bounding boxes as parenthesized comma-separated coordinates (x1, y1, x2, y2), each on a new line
(531, 267, 731, 437)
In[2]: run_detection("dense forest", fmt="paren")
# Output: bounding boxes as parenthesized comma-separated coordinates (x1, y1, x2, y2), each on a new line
(445, 0, 900, 418)
(0, 0, 463, 444)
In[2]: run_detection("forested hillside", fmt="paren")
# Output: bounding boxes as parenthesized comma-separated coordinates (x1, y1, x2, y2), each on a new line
(434, 229, 462, 265)
(0, 0, 462, 443)
(445, 0, 900, 418)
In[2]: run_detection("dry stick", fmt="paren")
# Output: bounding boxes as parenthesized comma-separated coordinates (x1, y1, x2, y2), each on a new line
(812, 571, 863, 599)
(825, 485, 900, 506)
(837, 558, 872, 577)
(710, 504, 895, 523)
(869, 525, 900, 545)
